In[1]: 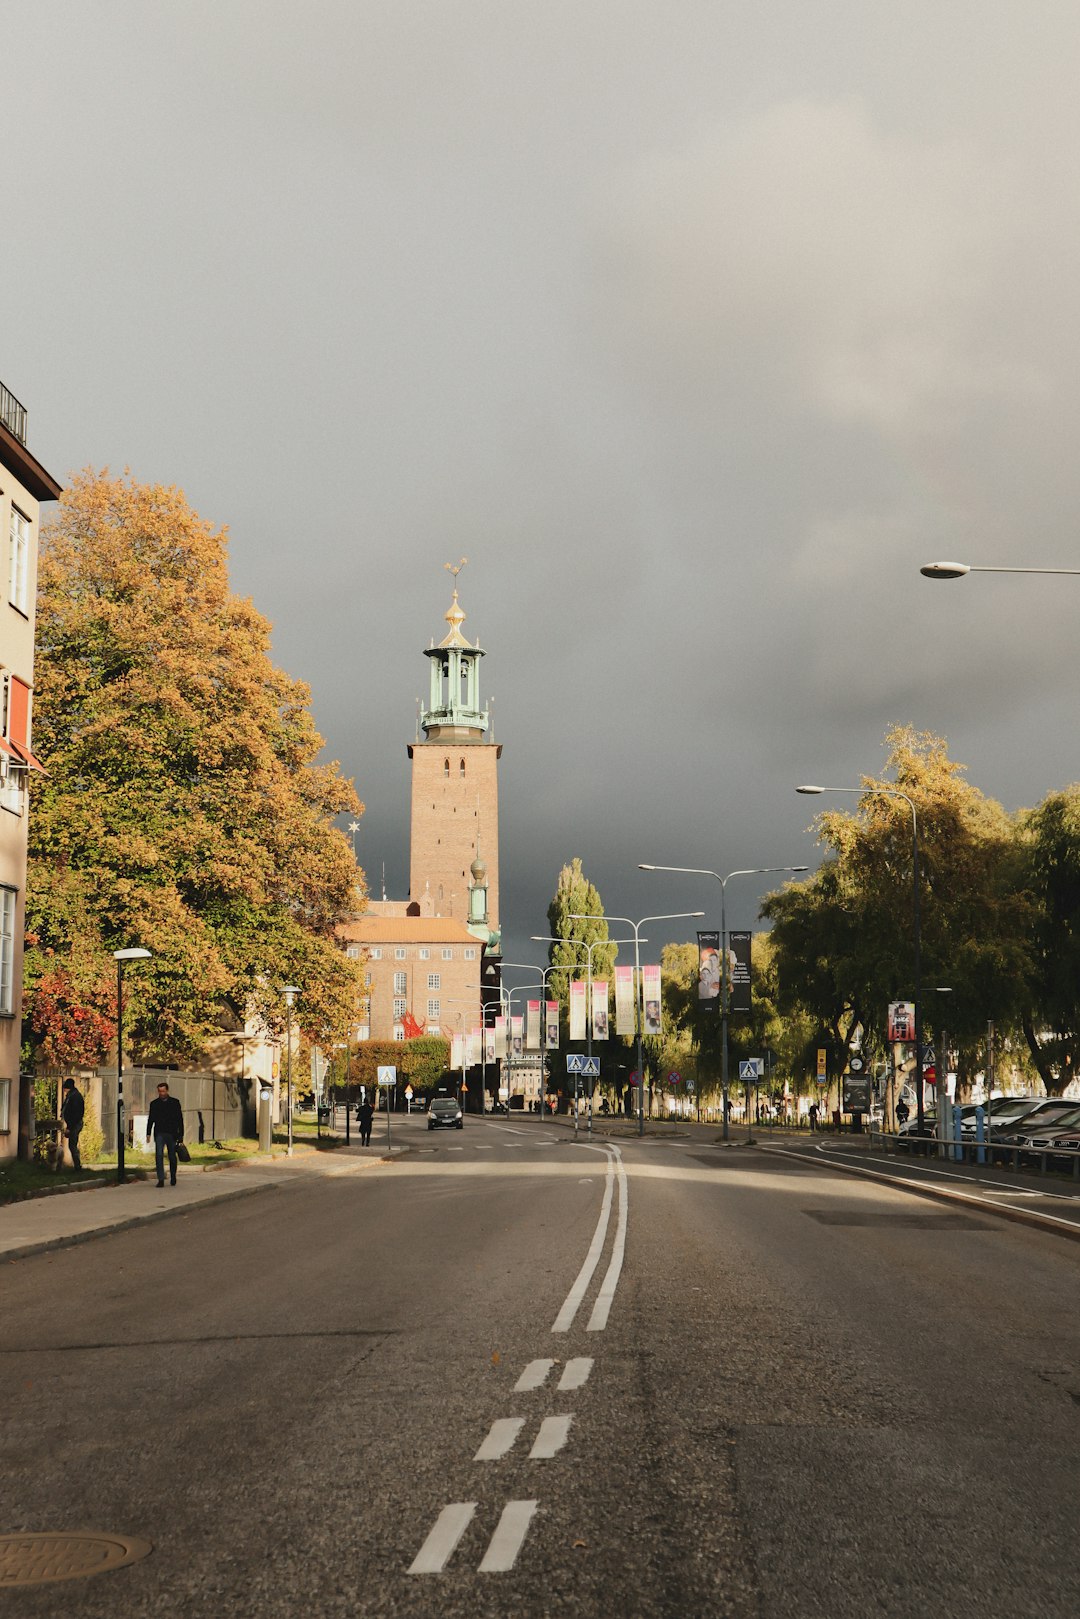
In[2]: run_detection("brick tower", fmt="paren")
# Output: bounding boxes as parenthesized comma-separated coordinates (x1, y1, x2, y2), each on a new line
(408, 568, 501, 942)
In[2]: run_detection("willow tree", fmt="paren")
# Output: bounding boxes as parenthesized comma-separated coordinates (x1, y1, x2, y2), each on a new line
(25, 469, 364, 1064)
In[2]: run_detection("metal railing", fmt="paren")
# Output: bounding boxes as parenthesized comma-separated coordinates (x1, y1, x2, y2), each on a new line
(0, 381, 27, 444)
(870, 1127, 1080, 1180)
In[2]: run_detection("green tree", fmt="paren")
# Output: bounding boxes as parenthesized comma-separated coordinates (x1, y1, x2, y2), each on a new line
(26, 469, 364, 1063)
(764, 727, 1035, 1099)
(544, 859, 617, 1009)
(1020, 785, 1080, 1093)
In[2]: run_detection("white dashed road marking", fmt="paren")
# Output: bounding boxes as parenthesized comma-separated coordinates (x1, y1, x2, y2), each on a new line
(529, 1415, 573, 1459)
(478, 1500, 539, 1573)
(515, 1358, 555, 1392)
(408, 1502, 477, 1575)
(474, 1417, 526, 1461)
(558, 1357, 593, 1391)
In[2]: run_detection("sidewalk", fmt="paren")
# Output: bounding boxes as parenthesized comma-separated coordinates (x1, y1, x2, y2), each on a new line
(0, 1138, 409, 1264)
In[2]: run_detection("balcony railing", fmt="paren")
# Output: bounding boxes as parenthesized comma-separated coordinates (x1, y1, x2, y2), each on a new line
(0, 381, 27, 445)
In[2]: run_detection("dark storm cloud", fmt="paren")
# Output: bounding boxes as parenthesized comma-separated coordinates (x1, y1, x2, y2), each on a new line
(6, 1, 1080, 964)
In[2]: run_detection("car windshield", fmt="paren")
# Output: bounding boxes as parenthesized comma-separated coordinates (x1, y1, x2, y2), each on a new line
(998, 1101, 1076, 1130)
(1027, 1107, 1080, 1135)
(432, 1100, 457, 1110)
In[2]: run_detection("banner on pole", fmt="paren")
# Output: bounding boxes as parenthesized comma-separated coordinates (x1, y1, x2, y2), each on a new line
(642, 964, 662, 1036)
(451, 1034, 463, 1069)
(494, 1015, 507, 1059)
(729, 931, 752, 1014)
(591, 979, 609, 1041)
(484, 1025, 496, 1064)
(887, 1001, 915, 1042)
(697, 931, 720, 1009)
(615, 965, 635, 1036)
(569, 979, 587, 1042)
(466, 1028, 482, 1068)
(545, 1000, 560, 1049)
(510, 1015, 523, 1059)
(527, 999, 542, 1050)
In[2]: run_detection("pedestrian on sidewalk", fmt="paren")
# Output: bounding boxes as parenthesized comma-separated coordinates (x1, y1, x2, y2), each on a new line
(357, 1099, 373, 1146)
(895, 1096, 910, 1128)
(61, 1079, 85, 1171)
(808, 1101, 819, 1132)
(146, 1081, 185, 1186)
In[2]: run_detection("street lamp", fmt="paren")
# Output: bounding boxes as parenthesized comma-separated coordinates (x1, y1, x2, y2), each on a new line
(571, 912, 704, 1137)
(639, 867, 807, 1142)
(532, 934, 639, 1133)
(113, 947, 152, 1185)
(283, 985, 300, 1157)
(921, 561, 1080, 580)
(797, 784, 926, 1137)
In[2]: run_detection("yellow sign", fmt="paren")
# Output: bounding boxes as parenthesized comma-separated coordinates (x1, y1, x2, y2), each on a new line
(816, 1048, 827, 1077)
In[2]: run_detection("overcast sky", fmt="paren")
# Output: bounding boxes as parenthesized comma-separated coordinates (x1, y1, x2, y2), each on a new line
(8, 2, 1080, 975)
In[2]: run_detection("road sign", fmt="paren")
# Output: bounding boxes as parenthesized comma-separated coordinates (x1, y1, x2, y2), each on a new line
(566, 1053, 584, 1074)
(739, 1059, 763, 1081)
(582, 1057, 600, 1078)
(817, 1047, 827, 1076)
(685, 1078, 695, 1093)
(668, 1071, 679, 1088)
(405, 1084, 413, 1098)
(376, 1066, 396, 1088)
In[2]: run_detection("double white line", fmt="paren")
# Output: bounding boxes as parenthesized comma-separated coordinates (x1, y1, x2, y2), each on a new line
(552, 1144, 627, 1334)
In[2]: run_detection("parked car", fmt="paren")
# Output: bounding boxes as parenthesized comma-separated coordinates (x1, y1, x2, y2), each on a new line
(428, 1097, 464, 1131)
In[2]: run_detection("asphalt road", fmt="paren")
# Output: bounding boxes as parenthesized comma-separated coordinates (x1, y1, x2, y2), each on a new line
(2, 1115, 1078, 1617)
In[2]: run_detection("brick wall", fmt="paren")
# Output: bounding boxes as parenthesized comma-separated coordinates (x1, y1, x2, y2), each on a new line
(409, 742, 500, 928)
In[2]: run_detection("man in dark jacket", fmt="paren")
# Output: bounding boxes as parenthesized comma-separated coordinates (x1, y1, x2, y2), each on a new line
(61, 1079, 85, 1171)
(357, 1099, 374, 1147)
(146, 1081, 185, 1186)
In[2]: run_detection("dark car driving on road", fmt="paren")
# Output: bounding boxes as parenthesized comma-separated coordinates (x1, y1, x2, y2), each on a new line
(428, 1097, 464, 1131)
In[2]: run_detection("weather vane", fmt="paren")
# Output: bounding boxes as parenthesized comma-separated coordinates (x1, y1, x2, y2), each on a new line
(445, 557, 468, 581)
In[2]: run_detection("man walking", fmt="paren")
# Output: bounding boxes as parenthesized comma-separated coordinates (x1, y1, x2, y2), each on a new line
(357, 1098, 373, 1147)
(146, 1081, 185, 1186)
(61, 1079, 85, 1171)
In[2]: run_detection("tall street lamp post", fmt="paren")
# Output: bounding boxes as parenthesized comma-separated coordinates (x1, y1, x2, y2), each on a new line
(572, 912, 704, 1137)
(283, 985, 300, 1157)
(532, 934, 639, 1129)
(796, 785, 925, 1136)
(921, 561, 1080, 580)
(113, 947, 152, 1185)
(638, 868, 807, 1143)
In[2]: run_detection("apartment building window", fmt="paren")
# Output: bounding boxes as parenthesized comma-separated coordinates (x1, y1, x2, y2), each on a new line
(427, 999, 440, 1020)
(427, 973, 440, 991)
(370, 949, 381, 960)
(346, 944, 360, 960)
(393, 997, 407, 1019)
(442, 948, 453, 960)
(419, 948, 430, 960)
(464, 948, 477, 961)
(8, 508, 29, 614)
(393, 971, 407, 996)
(356, 1024, 370, 1042)
(0, 886, 15, 1015)
(395, 948, 407, 960)
(393, 1025, 405, 1041)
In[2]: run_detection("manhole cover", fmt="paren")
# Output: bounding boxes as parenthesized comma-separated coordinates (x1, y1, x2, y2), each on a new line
(0, 1532, 152, 1587)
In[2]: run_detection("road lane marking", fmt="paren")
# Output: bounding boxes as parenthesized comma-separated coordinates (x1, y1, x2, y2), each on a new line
(529, 1415, 572, 1459)
(558, 1357, 593, 1390)
(408, 1502, 477, 1574)
(515, 1359, 555, 1392)
(587, 1147, 628, 1332)
(474, 1417, 526, 1460)
(552, 1148, 616, 1333)
(478, 1500, 538, 1573)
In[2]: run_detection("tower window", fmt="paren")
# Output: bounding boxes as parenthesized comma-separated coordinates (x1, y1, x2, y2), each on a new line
(444, 758, 450, 776)
(459, 758, 465, 776)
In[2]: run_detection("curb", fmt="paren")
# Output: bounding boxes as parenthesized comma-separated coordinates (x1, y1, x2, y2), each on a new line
(1, 1180, 278, 1265)
(763, 1143, 1080, 1243)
